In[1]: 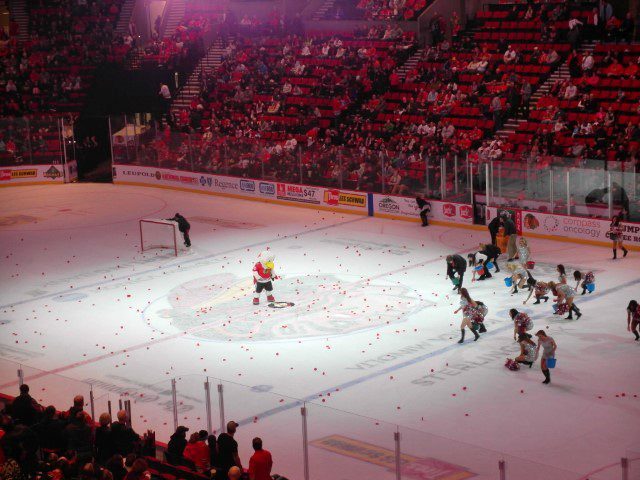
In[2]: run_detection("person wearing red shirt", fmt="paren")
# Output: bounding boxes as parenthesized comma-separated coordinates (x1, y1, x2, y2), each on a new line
(183, 431, 210, 473)
(248, 438, 272, 480)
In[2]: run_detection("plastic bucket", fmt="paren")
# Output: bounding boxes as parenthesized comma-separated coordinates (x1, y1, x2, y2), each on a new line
(546, 358, 557, 368)
(504, 277, 513, 287)
(486, 262, 494, 269)
(525, 261, 535, 269)
(475, 265, 484, 272)
(452, 277, 460, 286)
(586, 283, 595, 293)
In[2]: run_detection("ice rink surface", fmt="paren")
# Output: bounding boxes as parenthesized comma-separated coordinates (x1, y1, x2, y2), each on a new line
(1, 184, 639, 480)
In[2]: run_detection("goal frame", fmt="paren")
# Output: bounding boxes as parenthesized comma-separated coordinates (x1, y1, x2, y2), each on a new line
(139, 219, 178, 256)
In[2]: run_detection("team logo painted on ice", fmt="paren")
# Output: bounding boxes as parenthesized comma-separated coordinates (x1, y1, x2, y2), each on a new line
(144, 273, 426, 341)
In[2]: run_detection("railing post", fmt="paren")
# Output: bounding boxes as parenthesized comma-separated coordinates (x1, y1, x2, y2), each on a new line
(204, 379, 213, 434)
(217, 383, 225, 432)
(124, 399, 132, 427)
(394, 429, 401, 480)
(499, 459, 506, 480)
(621, 457, 629, 480)
(89, 387, 95, 423)
(171, 379, 178, 431)
(566, 169, 571, 215)
(550, 170, 554, 213)
(440, 157, 446, 199)
(108, 116, 115, 166)
(607, 171, 612, 218)
(485, 163, 490, 207)
(301, 405, 310, 480)
(454, 155, 458, 194)
(17, 367, 24, 386)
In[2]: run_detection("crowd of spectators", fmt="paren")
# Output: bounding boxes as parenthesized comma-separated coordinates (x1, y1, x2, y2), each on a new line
(0, 386, 274, 480)
(0, 0, 129, 116)
(322, 0, 432, 21)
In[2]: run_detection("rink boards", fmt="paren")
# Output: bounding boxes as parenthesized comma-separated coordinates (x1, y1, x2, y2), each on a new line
(109, 165, 639, 250)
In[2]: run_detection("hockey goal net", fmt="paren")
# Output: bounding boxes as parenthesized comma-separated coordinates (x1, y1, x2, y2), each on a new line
(139, 219, 178, 256)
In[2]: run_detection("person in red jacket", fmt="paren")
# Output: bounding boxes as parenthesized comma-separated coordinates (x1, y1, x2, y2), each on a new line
(183, 431, 210, 473)
(248, 437, 272, 480)
(253, 250, 276, 305)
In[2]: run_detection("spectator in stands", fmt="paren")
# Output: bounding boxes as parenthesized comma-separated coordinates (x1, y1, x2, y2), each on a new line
(106, 455, 127, 480)
(227, 466, 242, 480)
(248, 438, 272, 480)
(95, 413, 115, 465)
(123, 458, 150, 480)
(166, 426, 189, 465)
(63, 411, 92, 455)
(111, 410, 140, 456)
(216, 421, 242, 480)
(183, 431, 209, 473)
(63, 395, 92, 425)
(208, 434, 218, 472)
(8, 384, 42, 426)
(32, 406, 65, 455)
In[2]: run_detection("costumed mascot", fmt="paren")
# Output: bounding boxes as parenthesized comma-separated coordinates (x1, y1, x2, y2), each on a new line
(253, 250, 276, 305)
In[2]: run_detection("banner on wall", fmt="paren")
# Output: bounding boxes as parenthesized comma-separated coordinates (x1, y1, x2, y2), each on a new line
(520, 210, 640, 247)
(373, 194, 473, 225)
(0, 165, 65, 184)
(112, 165, 369, 212)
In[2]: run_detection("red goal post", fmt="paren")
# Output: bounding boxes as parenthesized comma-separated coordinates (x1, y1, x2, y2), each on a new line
(139, 218, 178, 256)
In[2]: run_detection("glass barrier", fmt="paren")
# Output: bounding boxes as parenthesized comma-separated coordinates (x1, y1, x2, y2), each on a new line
(482, 157, 640, 221)
(306, 402, 398, 479)
(1, 357, 633, 479)
(0, 116, 67, 166)
(217, 379, 305, 479)
(109, 115, 477, 202)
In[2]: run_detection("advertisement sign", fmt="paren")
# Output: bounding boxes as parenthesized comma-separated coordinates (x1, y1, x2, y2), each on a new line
(0, 165, 65, 185)
(323, 189, 367, 208)
(112, 165, 368, 212)
(276, 183, 321, 204)
(520, 210, 640, 247)
(373, 194, 473, 225)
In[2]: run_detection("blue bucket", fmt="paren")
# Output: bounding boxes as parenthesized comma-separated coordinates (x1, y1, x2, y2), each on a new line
(504, 277, 513, 287)
(546, 358, 557, 369)
(486, 262, 494, 269)
(552, 304, 558, 313)
(475, 265, 484, 272)
(586, 283, 595, 293)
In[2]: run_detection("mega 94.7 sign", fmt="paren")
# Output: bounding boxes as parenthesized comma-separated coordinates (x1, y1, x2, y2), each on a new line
(276, 183, 320, 204)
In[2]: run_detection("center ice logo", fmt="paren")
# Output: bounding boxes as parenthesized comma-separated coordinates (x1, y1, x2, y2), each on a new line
(144, 273, 424, 341)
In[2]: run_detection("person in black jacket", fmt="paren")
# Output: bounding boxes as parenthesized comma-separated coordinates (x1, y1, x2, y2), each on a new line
(446, 254, 467, 292)
(166, 426, 189, 465)
(9, 384, 42, 426)
(168, 213, 191, 247)
(111, 410, 140, 456)
(416, 197, 431, 226)
(487, 214, 502, 246)
(480, 243, 501, 274)
(95, 413, 115, 465)
(32, 406, 65, 454)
